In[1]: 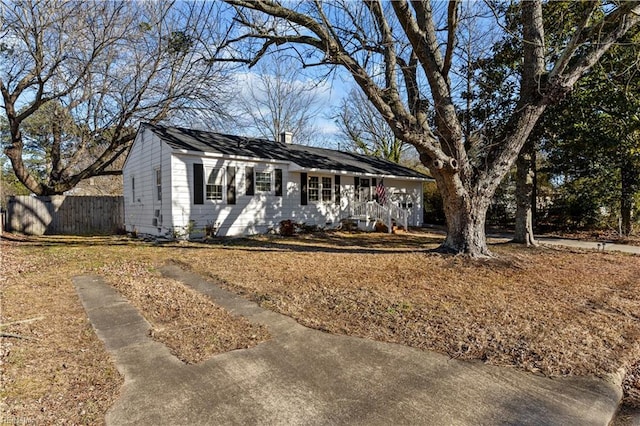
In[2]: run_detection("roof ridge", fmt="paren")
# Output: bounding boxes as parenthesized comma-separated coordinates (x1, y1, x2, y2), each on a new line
(145, 122, 278, 145)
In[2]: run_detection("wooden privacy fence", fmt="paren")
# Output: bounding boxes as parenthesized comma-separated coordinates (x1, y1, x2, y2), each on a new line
(6, 195, 124, 235)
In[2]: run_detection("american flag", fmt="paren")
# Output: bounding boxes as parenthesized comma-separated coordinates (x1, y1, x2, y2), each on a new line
(376, 180, 386, 205)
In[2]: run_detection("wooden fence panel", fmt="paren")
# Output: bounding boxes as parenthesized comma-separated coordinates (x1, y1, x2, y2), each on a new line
(6, 195, 124, 235)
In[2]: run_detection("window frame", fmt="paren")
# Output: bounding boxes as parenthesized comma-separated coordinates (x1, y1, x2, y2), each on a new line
(308, 176, 320, 202)
(308, 175, 332, 203)
(155, 169, 162, 201)
(255, 170, 272, 193)
(206, 167, 225, 201)
(321, 177, 332, 202)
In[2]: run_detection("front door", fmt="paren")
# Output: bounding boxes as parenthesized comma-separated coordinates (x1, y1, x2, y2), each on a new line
(359, 178, 371, 201)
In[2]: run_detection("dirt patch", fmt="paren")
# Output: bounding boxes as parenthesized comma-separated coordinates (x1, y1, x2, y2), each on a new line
(1, 237, 123, 425)
(623, 360, 640, 408)
(97, 259, 269, 364)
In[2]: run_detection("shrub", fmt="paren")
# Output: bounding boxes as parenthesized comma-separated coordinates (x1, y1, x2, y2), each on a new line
(279, 219, 295, 236)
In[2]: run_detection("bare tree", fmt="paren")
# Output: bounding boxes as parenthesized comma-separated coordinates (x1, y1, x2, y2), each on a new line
(335, 86, 407, 163)
(218, 0, 640, 256)
(0, 0, 232, 195)
(232, 53, 324, 144)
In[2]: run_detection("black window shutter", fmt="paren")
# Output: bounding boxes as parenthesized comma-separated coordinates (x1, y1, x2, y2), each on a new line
(193, 164, 204, 205)
(334, 175, 341, 205)
(354, 176, 360, 200)
(245, 166, 254, 196)
(227, 166, 236, 205)
(300, 172, 308, 205)
(275, 168, 283, 196)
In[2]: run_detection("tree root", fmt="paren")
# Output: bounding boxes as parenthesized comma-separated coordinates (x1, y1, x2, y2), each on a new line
(431, 244, 495, 258)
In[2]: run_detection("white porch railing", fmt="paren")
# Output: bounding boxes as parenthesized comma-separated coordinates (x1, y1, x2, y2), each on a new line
(349, 200, 408, 233)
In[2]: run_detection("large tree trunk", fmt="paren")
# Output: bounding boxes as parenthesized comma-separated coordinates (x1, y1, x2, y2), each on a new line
(441, 200, 491, 256)
(513, 141, 538, 245)
(432, 169, 492, 257)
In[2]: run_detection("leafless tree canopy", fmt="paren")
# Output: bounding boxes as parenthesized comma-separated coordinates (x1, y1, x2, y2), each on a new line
(0, 0, 233, 195)
(231, 54, 323, 145)
(220, 0, 640, 255)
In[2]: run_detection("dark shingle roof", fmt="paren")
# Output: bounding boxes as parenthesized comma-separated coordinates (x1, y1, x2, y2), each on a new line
(144, 123, 430, 180)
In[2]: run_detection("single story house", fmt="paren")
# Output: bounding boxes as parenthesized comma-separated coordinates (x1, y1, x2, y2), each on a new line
(123, 123, 432, 238)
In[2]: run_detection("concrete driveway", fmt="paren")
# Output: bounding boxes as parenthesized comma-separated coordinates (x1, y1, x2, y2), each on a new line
(73, 265, 622, 425)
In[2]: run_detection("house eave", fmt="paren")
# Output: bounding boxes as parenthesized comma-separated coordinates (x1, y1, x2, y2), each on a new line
(169, 149, 432, 181)
(290, 164, 433, 182)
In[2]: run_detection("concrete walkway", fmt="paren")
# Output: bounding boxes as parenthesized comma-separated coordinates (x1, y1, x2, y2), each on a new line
(535, 237, 640, 255)
(74, 266, 623, 426)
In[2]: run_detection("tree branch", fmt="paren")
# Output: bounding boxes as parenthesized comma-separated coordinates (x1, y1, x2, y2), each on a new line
(392, 0, 466, 172)
(442, 0, 460, 77)
(547, 2, 640, 102)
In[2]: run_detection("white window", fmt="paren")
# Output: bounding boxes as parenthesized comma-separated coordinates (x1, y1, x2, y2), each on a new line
(308, 176, 319, 201)
(206, 168, 224, 200)
(322, 177, 332, 201)
(255, 171, 272, 192)
(309, 175, 332, 202)
(155, 169, 162, 201)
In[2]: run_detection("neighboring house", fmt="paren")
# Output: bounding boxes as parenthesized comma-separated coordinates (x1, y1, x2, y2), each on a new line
(123, 123, 432, 238)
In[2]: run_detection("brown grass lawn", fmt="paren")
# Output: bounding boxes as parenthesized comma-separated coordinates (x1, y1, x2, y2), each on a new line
(1, 230, 639, 423)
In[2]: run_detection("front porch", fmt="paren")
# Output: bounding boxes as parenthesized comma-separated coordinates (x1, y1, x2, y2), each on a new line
(348, 201, 409, 233)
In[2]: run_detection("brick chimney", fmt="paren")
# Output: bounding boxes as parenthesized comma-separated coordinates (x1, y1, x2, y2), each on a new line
(280, 131, 293, 144)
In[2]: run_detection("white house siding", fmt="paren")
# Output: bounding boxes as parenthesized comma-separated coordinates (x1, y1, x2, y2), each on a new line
(170, 154, 295, 237)
(281, 171, 340, 228)
(165, 160, 424, 237)
(123, 132, 173, 236)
